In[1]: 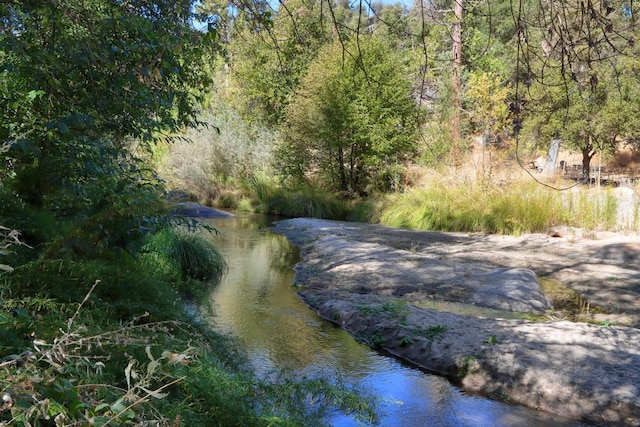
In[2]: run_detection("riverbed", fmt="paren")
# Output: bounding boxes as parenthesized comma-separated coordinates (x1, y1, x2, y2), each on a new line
(201, 214, 590, 426)
(271, 217, 640, 426)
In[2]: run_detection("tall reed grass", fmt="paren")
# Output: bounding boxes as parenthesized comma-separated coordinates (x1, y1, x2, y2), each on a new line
(376, 180, 630, 235)
(250, 173, 349, 219)
(563, 190, 619, 231)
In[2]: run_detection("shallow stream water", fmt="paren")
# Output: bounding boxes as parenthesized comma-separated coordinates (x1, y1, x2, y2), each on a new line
(202, 214, 588, 426)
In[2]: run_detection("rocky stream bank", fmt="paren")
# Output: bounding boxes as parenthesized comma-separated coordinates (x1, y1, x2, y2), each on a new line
(272, 218, 640, 426)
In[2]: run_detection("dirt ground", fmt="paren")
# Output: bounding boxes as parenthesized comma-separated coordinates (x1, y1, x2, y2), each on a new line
(272, 218, 640, 426)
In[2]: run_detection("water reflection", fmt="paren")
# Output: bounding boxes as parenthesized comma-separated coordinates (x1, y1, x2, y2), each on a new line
(203, 214, 588, 427)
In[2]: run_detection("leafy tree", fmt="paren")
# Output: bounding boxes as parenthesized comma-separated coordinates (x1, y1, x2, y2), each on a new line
(402, 0, 511, 160)
(0, 0, 214, 241)
(279, 36, 419, 195)
(369, 2, 412, 50)
(463, 0, 519, 78)
(518, 0, 640, 177)
(465, 71, 511, 143)
(524, 56, 640, 177)
(214, 0, 331, 126)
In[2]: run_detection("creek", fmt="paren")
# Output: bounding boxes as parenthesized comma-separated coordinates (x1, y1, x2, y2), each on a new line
(201, 213, 587, 426)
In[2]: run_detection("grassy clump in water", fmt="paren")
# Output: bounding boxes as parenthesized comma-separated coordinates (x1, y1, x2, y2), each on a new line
(141, 227, 227, 284)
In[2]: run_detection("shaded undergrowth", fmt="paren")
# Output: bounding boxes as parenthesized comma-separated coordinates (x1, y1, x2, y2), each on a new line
(1, 287, 378, 426)
(0, 191, 377, 426)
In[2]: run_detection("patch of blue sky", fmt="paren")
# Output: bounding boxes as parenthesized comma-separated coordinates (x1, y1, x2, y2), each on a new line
(191, 0, 410, 31)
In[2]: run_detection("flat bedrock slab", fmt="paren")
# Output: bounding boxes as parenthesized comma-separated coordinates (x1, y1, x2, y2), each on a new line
(275, 221, 550, 314)
(272, 218, 640, 326)
(272, 218, 640, 425)
(301, 290, 640, 426)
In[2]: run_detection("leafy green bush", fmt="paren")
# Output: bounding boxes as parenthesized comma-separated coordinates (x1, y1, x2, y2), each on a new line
(0, 295, 71, 354)
(2, 160, 174, 261)
(0, 189, 65, 260)
(4, 256, 184, 322)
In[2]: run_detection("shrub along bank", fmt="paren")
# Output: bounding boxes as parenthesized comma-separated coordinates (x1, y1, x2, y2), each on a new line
(0, 191, 376, 426)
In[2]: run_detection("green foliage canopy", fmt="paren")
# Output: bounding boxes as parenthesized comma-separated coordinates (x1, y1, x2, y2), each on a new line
(219, 0, 330, 126)
(465, 71, 511, 140)
(279, 36, 419, 195)
(519, 0, 640, 175)
(0, 0, 218, 253)
(0, 0, 214, 205)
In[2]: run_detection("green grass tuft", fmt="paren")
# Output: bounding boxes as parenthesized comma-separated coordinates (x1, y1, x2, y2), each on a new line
(375, 180, 624, 235)
(249, 174, 349, 220)
(141, 227, 227, 284)
(563, 190, 619, 231)
(269, 189, 349, 220)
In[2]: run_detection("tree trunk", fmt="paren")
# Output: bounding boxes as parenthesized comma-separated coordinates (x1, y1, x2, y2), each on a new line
(349, 145, 357, 195)
(451, 0, 464, 143)
(542, 138, 561, 176)
(582, 147, 594, 180)
(337, 147, 348, 192)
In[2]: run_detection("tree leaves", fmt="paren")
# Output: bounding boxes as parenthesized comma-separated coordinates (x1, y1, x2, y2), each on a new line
(1, 0, 214, 188)
(281, 36, 419, 195)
